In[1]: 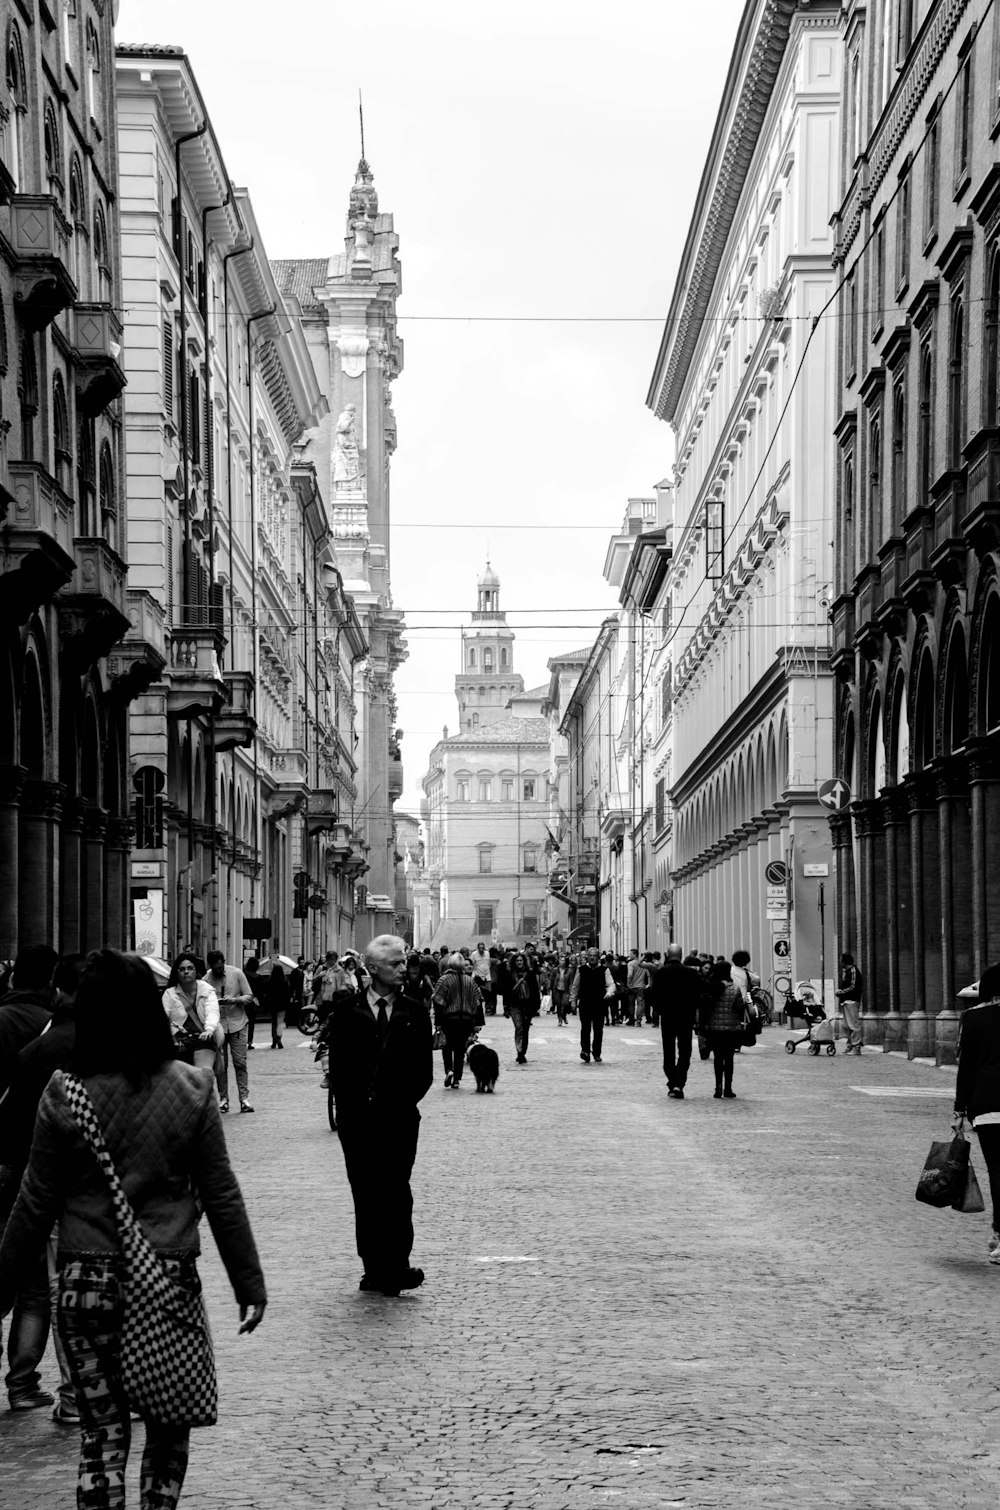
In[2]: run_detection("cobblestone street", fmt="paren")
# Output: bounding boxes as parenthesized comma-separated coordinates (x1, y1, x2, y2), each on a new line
(3, 1019, 997, 1508)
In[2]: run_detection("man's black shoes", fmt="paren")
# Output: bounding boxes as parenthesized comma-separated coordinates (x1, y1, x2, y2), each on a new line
(360, 1266, 424, 1296)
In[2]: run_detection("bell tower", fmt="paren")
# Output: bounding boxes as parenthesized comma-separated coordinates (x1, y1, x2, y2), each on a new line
(456, 562, 524, 731)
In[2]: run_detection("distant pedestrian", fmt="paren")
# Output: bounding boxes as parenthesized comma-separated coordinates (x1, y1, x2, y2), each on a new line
(571, 947, 615, 1064)
(471, 941, 493, 1013)
(268, 963, 290, 1049)
(648, 945, 703, 1098)
(243, 956, 262, 1050)
(955, 962, 1000, 1264)
(836, 953, 864, 1055)
(432, 953, 483, 1089)
(505, 952, 540, 1064)
(700, 960, 745, 1099)
(203, 951, 254, 1115)
(329, 936, 433, 1296)
(552, 955, 570, 1026)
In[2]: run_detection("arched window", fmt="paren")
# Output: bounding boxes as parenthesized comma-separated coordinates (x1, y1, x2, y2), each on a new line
(850, 53, 861, 162)
(69, 158, 85, 291)
(85, 19, 100, 121)
(52, 373, 69, 488)
(979, 596, 1000, 734)
(99, 440, 116, 525)
(43, 103, 60, 185)
(867, 415, 881, 557)
(468, 648, 476, 669)
(483, 649, 494, 672)
(984, 252, 1000, 428)
(5, 26, 25, 189)
(912, 652, 935, 770)
(842, 455, 855, 592)
(918, 344, 933, 507)
(891, 381, 906, 533)
(18, 337, 37, 461)
(896, 0, 915, 60)
(949, 300, 966, 469)
(77, 417, 95, 534)
(944, 629, 969, 755)
(94, 202, 111, 302)
(501, 647, 508, 668)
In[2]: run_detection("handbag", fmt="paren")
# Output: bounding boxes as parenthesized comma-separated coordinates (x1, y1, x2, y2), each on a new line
(61, 1074, 218, 1428)
(431, 1026, 445, 1050)
(915, 1124, 971, 1208)
(741, 1009, 759, 1048)
(952, 1158, 986, 1214)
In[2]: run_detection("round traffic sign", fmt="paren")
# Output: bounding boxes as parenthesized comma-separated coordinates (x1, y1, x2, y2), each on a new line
(764, 860, 788, 886)
(774, 974, 792, 994)
(818, 778, 851, 811)
(773, 938, 791, 959)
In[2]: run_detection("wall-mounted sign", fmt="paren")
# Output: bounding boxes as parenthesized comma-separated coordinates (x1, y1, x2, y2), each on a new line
(133, 890, 163, 958)
(803, 863, 829, 877)
(764, 860, 788, 885)
(131, 861, 160, 878)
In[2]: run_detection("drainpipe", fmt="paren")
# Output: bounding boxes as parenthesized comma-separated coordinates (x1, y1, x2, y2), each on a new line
(246, 305, 276, 917)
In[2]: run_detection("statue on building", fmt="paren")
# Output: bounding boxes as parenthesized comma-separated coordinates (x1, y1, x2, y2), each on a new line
(332, 403, 361, 491)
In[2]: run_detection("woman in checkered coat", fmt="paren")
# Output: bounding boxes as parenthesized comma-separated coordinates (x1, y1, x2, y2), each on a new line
(0, 949, 267, 1510)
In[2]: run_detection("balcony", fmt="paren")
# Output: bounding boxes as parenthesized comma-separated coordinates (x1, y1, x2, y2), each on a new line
(165, 626, 227, 719)
(0, 462, 75, 623)
(929, 469, 967, 586)
(9, 195, 76, 331)
(68, 304, 126, 416)
(107, 590, 167, 706)
(388, 754, 403, 799)
(59, 537, 129, 671)
(963, 429, 1000, 557)
(306, 789, 339, 836)
(214, 670, 256, 753)
(325, 820, 354, 868)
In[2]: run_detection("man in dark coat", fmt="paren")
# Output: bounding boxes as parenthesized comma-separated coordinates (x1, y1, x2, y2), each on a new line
(329, 934, 433, 1296)
(0, 945, 57, 1102)
(648, 944, 704, 1098)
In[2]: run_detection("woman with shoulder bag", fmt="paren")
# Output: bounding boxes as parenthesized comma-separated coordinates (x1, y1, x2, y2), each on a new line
(432, 953, 483, 1089)
(954, 960, 1000, 1263)
(506, 952, 540, 1065)
(700, 959, 745, 1099)
(163, 953, 222, 1075)
(0, 949, 266, 1510)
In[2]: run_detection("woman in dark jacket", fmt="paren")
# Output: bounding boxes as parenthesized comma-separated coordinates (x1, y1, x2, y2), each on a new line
(955, 960, 1000, 1262)
(268, 963, 291, 1049)
(0, 950, 266, 1509)
(700, 959, 746, 1099)
(431, 955, 482, 1089)
(506, 952, 541, 1065)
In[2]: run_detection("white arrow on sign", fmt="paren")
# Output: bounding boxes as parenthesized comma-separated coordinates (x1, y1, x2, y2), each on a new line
(818, 778, 851, 811)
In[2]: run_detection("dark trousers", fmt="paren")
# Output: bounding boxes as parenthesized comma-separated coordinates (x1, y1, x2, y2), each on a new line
(1, 1245, 50, 1401)
(976, 1125, 1000, 1231)
(508, 1006, 532, 1059)
(708, 1032, 740, 1091)
(440, 1017, 474, 1082)
(337, 1109, 420, 1282)
(580, 1002, 604, 1059)
(661, 1017, 694, 1090)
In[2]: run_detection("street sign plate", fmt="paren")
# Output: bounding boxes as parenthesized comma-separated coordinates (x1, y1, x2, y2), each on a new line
(766, 884, 788, 898)
(773, 938, 791, 959)
(766, 901, 789, 916)
(818, 778, 851, 811)
(765, 860, 788, 885)
(803, 863, 829, 877)
(774, 974, 791, 993)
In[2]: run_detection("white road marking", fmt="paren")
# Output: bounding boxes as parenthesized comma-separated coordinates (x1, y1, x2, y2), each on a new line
(472, 1255, 540, 1263)
(619, 1038, 657, 1047)
(851, 1086, 955, 1097)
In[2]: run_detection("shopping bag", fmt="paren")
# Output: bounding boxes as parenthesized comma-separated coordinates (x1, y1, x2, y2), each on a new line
(952, 1159, 986, 1214)
(915, 1128, 970, 1208)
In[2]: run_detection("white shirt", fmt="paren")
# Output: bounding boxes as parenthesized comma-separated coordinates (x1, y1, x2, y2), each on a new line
(366, 985, 394, 1023)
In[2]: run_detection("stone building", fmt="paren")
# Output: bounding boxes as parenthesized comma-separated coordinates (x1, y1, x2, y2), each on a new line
(541, 647, 591, 944)
(420, 565, 550, 949)
(558, 617, 620, 952)
(830, 0, 1000, 1046)
(647, 0, 842, 993)
(0, 0, 132, 957)
(116, 47, 347, 962)
(272, 156, 407, 951)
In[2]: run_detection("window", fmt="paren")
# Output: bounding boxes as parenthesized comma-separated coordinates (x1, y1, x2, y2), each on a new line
(846, 272, 858, 377)
(5, 27, 25, 190)
(660, 665, 672, 724)
(949, 300, 966, 468)
(478, 778, 492, 802)
(77, 417, 95, 534)
(478, 847, 492, 874)
(483, 649, 494, 672)
(52, 374, 69, 488)
(868, 415, 881, 559)
(523, 778, 535, 801)
(164, 321, 174, 419)
(918, 343, 933, 507)
(849, 52, 861, 163)
(471, 712, 479, 729)
(896, 0, 914, 62)
(522, 846, 537, 873)
(133, 766, 165, 851)
(69, 159, 85, 291)
(18, 337, 37, 461)
(956, 56, 973, 188)
(655, 777, 666, 832)
(44, 105, 60, 184)
(475, 903, 495, 935)
(457, 778, 470, 802)
(891, 382, 906, 534)
(501, 647, 508, 668)
(85, 20, 100, 121)
(896, 170, 911, 293)
(468, 649, 475, 668)
(985, 252, 1000, 428)
(94, 204, 111, 301)
(662, 595, 672, 634)
(842, 454, 855, 590)
(501, 778, 514, 801)
(924, 109, 939, 242)
(518, 900, 541, 938)
(873, 221, 885, 334)
(189, 372, 200, 464)
(99, 441, 116, 525)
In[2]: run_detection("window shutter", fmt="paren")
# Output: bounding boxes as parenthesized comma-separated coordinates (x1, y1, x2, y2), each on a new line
(163, 321, 173, 418)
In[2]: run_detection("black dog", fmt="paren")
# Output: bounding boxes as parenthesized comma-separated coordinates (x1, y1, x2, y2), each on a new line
(467, 1042, 500, 1093)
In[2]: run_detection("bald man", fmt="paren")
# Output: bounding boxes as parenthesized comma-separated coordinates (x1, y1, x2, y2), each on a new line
(328, 935, 433, 1295)
(647, 944, 703, 1098)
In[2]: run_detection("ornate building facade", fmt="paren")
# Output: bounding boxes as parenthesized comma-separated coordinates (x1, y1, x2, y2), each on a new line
(0, 0, 132, 957)
(831, 0, 1000, 1046)
(420, 565, 550, 949)
(273, 156, 407, 951)
(648, 0, 842, 992)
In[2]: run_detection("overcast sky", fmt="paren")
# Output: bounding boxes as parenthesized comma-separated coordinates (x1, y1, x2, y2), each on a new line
(118, 0, 747, 813)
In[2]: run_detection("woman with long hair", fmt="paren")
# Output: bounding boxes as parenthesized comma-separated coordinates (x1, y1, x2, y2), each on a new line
(700, 959, 746, 1099)
(0, 949, 266, 1509)
(955, 961, 1000, 1264)
(505, 952, 540, 1065)
(162, 953, 220, 1076)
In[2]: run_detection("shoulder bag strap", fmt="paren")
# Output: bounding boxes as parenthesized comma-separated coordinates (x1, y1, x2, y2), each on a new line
(60, 1074, 147, 1246)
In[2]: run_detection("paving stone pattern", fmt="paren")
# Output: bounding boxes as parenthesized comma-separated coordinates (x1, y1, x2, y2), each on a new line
(3, 1022, 998, 1508)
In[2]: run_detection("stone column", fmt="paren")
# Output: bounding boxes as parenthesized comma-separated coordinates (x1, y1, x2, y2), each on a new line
(967, 736, 1000, 976)
(18, 781, 63, 949)
(59, 796, 87, 957)
(104, 817, 133, 951)
(829, 810, 853, 964)
(81, 806, 108, 952)
(0, 764, 26, 957)
(852, 799, 887, 1043)
(933, 755, 972, 1007)
(751, 817, 769, 969)
(881, 785, 911, 1050)
(903, 772, 938, 1056)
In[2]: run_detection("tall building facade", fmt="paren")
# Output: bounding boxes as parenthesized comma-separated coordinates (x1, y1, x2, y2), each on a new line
(420, 565, 550, 948)
(647, 0, 842, 992)
(273, 156, 407, 950)
(831, 0, 1000, 1046)
(116, 47, 350, 962)
(0, 0, 133, 957)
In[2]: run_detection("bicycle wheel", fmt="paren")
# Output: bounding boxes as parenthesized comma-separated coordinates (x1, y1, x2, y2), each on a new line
(327, 1078, 338, 1132)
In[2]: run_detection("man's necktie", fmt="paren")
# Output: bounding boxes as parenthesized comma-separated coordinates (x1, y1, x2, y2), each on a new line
(376, 998, 389, 1046)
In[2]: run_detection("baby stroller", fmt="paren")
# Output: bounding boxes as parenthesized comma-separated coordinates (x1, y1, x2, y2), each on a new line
(784, 985, 836, 1056)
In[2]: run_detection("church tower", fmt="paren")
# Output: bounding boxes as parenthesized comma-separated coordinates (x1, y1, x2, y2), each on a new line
(456, 563, 524, 732)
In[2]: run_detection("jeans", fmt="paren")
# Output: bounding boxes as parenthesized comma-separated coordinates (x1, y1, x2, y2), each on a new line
(215, 1025, 249, 1104)
(2, 1245, 50, 1400)
(661, 1018, 694, 1090)
(579, 1002, 604, 1059)
(552, 988, 567, 1024)
(57, 1255, 191, 1509)
(47, 1232, 75, 1412)
(508, 1006, 532, 1059)
(440, 1018, 475, 1082)
(840, 998, 863, 1050)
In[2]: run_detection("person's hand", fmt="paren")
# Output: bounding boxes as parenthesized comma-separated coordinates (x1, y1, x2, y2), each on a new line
(199, 1029, 215, 1042)
(239, 1302, 266, 1334)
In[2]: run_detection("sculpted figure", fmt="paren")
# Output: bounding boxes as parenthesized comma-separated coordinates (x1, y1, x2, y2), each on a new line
(332, 404, 361, 489)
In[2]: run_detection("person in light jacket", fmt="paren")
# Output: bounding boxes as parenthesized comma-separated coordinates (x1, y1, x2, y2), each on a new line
(432, 954, 483, 1089)
(0, 949, 266, 1510)
(955, 960, 1000, 1263)
(162, 954, 220, 1076)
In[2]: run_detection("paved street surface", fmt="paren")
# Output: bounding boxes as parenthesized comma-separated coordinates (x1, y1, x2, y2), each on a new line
(3, 1018, 998, 1508)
